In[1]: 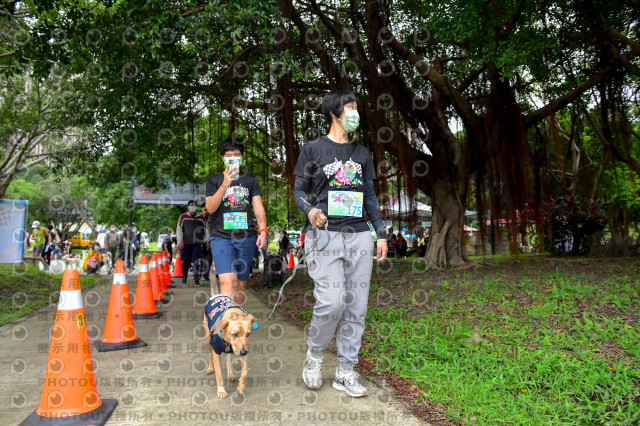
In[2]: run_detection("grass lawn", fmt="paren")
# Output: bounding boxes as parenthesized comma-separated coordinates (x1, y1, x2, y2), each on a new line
(248, 256, 640, 425)
(0, 264, 103, 327)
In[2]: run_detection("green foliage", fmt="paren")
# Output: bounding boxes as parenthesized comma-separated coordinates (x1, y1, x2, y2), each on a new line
(0, 264, 101, 326)
(362, 266, 640, 425)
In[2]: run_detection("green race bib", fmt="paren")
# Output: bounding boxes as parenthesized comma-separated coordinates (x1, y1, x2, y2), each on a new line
(327, 190, 363, 217)
(223, 212, 248, 229)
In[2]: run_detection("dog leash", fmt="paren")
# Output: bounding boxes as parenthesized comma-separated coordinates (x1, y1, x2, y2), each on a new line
(253, 209, 330, 330)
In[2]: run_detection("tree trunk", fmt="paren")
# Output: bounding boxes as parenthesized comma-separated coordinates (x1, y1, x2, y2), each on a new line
(426, 178, 467, 267)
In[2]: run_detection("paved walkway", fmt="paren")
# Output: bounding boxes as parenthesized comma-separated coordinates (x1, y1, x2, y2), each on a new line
(0, 268, 423, 425)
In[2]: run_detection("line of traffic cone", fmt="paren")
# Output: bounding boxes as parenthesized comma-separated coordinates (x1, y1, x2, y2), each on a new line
(94, 260, 147, 352)
(21, 269, 117, 425)
(164, 250, 176, 288)
(164, 251, 174, 291)
(150, 253, 169, 305)
(158, 251, 169, 296)
(172, 248, 183, 278)
(132, 254, 162, 319)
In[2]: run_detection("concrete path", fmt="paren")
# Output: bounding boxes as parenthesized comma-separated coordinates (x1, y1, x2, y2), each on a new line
(0, 270, 423, 425)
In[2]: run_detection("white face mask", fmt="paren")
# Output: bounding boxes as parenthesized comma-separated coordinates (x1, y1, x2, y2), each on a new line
(110, 228, 115, 232)
(189, 205, 197, 213)
(94, 246, 100, 251)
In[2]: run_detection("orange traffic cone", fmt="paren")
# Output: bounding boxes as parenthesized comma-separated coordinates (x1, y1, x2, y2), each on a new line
(160, 251, 172, 295)
(150, 253, 168, 304)
(163, 250, 175, 292)
(94, 260, 147, 352)
(21, 269, 117, 425)
(132, 255, 162, 319)
(166, 249, 176, 288)
(288, 248, 295, 269)
(172, 249, 183, 278)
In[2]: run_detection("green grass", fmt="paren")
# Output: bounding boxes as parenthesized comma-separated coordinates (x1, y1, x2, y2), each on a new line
(362, 265, 640, 425)
(0, 264, 103, 326)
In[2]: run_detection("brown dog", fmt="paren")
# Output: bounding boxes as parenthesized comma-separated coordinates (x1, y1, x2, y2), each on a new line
(203, 295, 257, 398)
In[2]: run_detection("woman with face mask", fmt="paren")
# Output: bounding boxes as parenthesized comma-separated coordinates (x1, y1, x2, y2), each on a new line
(205, 137, 268, 305)
(176, 200, 209, 286)
(83, 242, 105, 275)
(292, 89, 388, 398)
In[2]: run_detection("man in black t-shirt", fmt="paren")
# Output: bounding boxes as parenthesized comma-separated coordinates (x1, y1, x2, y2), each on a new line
(205, 137, 269, 305)
(294, 89, 388, 398)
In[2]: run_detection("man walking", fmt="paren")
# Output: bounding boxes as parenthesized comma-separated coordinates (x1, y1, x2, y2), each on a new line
(105, 225, 119, 273)
(29, 221, 50, 270)
(176, 200, 209, 286)
(278, 230, 290, 258)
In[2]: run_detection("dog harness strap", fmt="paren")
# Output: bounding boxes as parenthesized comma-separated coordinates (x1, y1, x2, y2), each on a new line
(205, 294, 241, 355)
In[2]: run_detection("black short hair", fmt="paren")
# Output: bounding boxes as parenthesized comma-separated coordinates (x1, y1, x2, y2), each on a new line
(321, 89, 359, 125)
(218, 137, 245, 156)
(187, 199, 195, 205)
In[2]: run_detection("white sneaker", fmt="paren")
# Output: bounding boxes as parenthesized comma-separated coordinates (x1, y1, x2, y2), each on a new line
(302, 350, 323, 389)
(332, 368, 367, 397)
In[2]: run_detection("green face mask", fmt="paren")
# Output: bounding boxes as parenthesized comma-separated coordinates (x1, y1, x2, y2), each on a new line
(340, 109, 360, 133)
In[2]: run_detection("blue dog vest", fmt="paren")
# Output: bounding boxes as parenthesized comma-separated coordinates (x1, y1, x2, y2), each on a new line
(205, 294, 248, 355)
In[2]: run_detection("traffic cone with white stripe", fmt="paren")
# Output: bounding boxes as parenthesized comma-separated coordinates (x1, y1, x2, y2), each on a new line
(166, 250, 176, 288)
(94, 260, 147, 352)
(150, 253, 168, 304)
(172, 249, 183, 278)
(288, 247, 295, 269)
(161, 251, 173, 295)
(21, 269, 117, 425)
(132, 255, 162, 319)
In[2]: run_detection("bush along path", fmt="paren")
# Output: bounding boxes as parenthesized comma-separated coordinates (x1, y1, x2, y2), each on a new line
(248, 256, 640, 425)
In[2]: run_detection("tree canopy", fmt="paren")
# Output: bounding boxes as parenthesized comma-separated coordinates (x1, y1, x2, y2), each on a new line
(2, 0, 639, 263)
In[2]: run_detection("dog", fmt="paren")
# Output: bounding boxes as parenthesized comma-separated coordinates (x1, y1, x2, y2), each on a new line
(62, 254, 82, 271)
(203, 294, 257, 398)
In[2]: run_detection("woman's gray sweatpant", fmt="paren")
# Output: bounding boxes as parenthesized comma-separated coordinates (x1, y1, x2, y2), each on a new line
(304, 229, 373, 371)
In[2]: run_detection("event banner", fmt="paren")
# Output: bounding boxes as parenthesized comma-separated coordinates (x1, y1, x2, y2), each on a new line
(0, 199, 29, 264)
(132, 180, 206, 205)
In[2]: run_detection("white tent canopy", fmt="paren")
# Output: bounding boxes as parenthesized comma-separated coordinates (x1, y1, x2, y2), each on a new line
(381, 192, 432, 220)
(381, 192, 477, 221)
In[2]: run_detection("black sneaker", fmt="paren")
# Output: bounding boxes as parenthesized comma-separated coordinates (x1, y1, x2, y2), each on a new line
(194, 281, 201, 287)
(181, 279, 187, 286)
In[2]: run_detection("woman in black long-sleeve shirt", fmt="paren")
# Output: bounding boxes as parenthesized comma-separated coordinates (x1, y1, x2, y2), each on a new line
(292, 89, 388, 398)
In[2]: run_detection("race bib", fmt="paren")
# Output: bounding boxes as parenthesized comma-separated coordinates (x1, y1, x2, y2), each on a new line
(328, 191, 363, 217)
(223, 212, 248, 229)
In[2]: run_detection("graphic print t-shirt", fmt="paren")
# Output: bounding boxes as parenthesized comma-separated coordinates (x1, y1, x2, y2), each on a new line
(206, 172, 262, 239)
(293, 136, 376, 233)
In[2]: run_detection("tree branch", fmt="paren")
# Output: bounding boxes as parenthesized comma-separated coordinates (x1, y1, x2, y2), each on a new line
(387, 35, 479, 128)
(524, 66, 611, 126)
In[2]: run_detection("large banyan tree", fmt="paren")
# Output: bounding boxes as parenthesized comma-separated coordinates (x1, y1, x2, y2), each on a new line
(274, 0, 640, 265)
(16, 0, 640, 266)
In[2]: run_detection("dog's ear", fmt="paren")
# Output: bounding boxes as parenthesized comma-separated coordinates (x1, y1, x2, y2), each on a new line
(212, 319, 229, 335)
(246, 315, 258, 328)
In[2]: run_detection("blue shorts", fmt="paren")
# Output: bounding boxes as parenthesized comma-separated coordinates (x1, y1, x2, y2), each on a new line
(210, 235, 257, 281)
